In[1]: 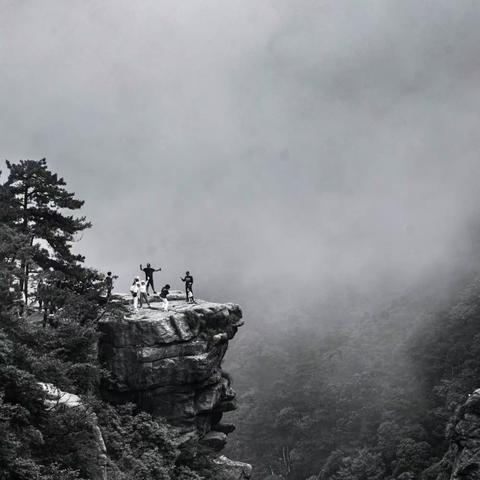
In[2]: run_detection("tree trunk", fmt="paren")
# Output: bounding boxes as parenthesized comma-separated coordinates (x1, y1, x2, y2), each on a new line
(20, 186, 29, 302)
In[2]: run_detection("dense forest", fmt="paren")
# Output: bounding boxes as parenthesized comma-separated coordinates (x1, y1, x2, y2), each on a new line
(0, 159, 212, 479)
(2, 157, 480, 480)
(226, 260, 480, 479)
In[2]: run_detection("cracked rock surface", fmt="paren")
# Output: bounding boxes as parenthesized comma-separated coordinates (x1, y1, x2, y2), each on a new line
(99, 296, 246, 453)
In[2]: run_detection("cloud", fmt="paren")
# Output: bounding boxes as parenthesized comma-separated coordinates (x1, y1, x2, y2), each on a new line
(1, 0, 480, 309)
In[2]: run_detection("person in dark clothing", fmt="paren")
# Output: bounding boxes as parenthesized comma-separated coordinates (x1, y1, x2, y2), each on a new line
(37, 279, 45, 310)
(105, 271, 115, 299)
(140, 263, 161, 294)
(41, 285, 57, 329)
(160, 284, 170, 311)
(180, 271, 194, 303)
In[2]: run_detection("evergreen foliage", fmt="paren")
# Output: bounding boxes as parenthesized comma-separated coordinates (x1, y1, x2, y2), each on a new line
(0, 159, 206, 480)
(1, 159, 90, 300)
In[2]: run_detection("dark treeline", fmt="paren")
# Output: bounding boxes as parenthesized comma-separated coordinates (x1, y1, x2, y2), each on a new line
(0, 159, 209, 479)
(225, 260, 480, 480)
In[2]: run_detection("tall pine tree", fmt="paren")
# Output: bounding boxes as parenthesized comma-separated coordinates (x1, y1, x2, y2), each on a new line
(2, 159, 91, 300)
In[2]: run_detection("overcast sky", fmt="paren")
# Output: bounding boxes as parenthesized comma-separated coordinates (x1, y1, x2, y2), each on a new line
(2, 0, 480, 308)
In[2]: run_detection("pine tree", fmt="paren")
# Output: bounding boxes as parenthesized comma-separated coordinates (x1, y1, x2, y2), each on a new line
(0, 223, 39, 313)
(1, 159, 91, 300)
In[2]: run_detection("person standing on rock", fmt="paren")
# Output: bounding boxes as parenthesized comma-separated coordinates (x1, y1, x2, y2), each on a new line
(140, 263, 161, 294)
(37, 278, 46, 310)
(139, 280, 150, 308)
(160, 284, 170, 311)
(130, 277, 141, 311)
(180, 271, 194, 303)
(105, 271, 117, 300)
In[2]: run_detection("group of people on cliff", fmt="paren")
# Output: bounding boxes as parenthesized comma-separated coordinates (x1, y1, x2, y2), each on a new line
(105, 263, 195, 312)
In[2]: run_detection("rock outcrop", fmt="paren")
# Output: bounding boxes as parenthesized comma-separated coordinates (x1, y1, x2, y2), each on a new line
(99, 292, 251, 478)
(436, 389, 480, 480)
(212, 456, 253, 480)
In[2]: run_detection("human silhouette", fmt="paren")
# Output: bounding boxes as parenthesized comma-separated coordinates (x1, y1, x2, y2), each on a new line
(130, 277, 141, 311)
(181, 271, 194, 303)
(105, 271, 116, 300)
(139, 280, 150, 308)
(37, 278, 45, 310)
(160, 284, 170, 311)
(140, 263, 161, 294)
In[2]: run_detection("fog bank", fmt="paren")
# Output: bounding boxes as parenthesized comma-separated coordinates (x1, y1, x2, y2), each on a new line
(1, 0, 480, 310)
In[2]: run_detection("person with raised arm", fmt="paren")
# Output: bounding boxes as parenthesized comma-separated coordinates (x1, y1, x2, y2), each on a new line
(139, 262, 161, 294)
(181, 271, 194, 303)
(105, 271, 118, 300)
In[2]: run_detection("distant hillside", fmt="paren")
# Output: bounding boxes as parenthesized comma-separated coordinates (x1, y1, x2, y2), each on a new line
(225, 265, 480, 480)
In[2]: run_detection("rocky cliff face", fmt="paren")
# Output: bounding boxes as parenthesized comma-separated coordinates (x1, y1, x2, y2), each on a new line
(436, 389, 480, 480)
(98, 293, 251, 479)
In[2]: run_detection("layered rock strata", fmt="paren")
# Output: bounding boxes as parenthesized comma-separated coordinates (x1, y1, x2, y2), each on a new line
(98, 294, 251, 477)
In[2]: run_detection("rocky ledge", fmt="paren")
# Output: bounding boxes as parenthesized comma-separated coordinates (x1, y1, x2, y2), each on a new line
(98, 293, 251, 478)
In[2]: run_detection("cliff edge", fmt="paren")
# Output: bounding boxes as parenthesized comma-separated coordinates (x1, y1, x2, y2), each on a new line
(98, 293, 251, 479)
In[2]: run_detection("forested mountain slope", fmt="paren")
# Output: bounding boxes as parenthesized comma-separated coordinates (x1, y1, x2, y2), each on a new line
(225, 266, 480, 480)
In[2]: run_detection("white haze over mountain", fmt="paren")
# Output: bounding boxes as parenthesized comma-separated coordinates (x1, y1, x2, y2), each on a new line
(2, 0, 480, 314)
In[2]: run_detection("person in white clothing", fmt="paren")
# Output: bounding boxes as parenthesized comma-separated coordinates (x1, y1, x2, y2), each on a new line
(130, 277, 141, 311)
(160, 284, 170, 312)
(139, 280, 150, 308)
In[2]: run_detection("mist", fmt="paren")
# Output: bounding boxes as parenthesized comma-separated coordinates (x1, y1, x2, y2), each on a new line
(2, 0, 480, 316)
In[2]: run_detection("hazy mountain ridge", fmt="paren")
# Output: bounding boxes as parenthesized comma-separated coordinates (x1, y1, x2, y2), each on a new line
(225, 267, 480, 480)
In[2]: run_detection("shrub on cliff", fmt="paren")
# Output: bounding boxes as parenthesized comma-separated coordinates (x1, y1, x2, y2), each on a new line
(0, 320, 86, 479)
(0, 159, 108, 478)
(95, 402, 203, 480)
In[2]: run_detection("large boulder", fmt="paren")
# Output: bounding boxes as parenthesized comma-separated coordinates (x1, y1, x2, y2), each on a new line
(98, 297, 248, 465)
(212, 456, 253, 480)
